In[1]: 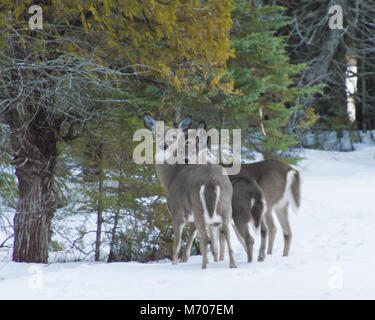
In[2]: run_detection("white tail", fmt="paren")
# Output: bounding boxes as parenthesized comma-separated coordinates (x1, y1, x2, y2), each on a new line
(285, 170, 300, 214)
(229, 159, 302, 257)
(143, 114, 237, 269)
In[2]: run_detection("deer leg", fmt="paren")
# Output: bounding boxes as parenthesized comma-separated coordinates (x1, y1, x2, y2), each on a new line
(222, 222, 237, 268)
(209, 225, 219, 262)
(275, 204, 292, 256)
(194, 219, 210, 269)
(231, 222, 247, 252)
(265, 208, 276, 255)
(258, 221, 267, 261)
(172, 219, 185, 265)
(234, 220, 254, 263)
(219, 226, 225, 261)
(182, 223, 197, 262)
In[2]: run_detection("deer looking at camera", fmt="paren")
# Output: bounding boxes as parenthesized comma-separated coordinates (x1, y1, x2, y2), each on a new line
(143, 114, 236, 269)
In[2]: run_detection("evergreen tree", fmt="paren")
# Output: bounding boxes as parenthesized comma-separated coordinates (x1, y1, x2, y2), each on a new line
(0, 0, 234, 263)
(213, 1, 318, 160)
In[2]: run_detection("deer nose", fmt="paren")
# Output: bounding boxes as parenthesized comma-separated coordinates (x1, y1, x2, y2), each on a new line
(162, 142, 168, 150)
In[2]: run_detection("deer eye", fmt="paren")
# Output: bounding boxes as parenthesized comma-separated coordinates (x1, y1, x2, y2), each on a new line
(186, 140, 192, 145)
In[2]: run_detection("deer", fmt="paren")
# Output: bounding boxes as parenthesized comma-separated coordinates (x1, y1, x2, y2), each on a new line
(143, 114, 237, 269)
(182, 120, 302, 262)
(228, 158, 301, 257)
(182, 175, 269, 263)
(228, 176, 267, 262)
(181, 121, 268, 263)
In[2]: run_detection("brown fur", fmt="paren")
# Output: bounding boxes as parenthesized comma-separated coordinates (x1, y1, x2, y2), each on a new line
(231, 177, 267, 262)
(228, 159, 301, 256)
(144, 114, 237, 269)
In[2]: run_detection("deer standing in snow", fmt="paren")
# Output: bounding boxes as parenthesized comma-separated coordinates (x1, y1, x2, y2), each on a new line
(228, 159, 301, 257)
(182, 120, 301, 261)
(143, 114, 237, 269)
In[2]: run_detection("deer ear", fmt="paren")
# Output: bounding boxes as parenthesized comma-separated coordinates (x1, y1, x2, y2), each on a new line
(143, 113, 156, 134)
(178, 115, 192, 132)
(197, 120, 207, 131)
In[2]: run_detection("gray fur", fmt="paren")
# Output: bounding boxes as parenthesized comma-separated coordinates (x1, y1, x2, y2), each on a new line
(231, 177, 267, 262)
(144, 114, 236, 269)
(229, 159, 302, 257)
(174, 119, 303, 262)
(232, 177, 265, 229)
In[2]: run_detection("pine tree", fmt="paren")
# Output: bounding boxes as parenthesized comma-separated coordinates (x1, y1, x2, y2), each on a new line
(0, 0, 235, 263)
(220, 1, 318, 160)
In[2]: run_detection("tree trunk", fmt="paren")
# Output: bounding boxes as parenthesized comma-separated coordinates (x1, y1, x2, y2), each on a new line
(95, 174, 104, 262)
(108, 176, 123, 263)
(7, 108, 58, 263)
(4, 33, 61, 263)
(13, 168, 56, 263)
(356, 58, 364, 131)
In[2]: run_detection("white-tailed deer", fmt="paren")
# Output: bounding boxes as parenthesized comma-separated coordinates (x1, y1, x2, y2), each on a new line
(143, 114, 237, 269)
(229, 177, 267, 262)
(183, 120, 301, 260)
(228, 159, 301, 257)
(182, 172, 268, 263)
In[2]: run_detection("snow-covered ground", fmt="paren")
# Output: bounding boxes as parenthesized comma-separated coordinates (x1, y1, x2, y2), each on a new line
(0, 135, 375, 299)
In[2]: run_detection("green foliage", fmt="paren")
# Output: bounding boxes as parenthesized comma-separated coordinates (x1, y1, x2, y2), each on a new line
(59, 104, 173, 261)
(0, 1, 324, 262)
(218, 1, 318, 159)
(0, 0, 237, 262)
(0, 0, 234, 94)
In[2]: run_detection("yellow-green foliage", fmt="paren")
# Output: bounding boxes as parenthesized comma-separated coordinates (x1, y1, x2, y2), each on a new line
(0, 0, 234, 92)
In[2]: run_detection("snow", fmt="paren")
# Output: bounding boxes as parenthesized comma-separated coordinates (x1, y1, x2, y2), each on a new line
(0, 135, 375, 299)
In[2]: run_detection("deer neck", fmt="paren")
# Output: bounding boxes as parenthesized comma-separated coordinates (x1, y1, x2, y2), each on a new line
(155, 163, 180, 191)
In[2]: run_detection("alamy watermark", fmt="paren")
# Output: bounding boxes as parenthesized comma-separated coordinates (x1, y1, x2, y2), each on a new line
(27, 4, 342, 31)
(28, 5, 43, 30)
(133, 121, 242, 175)
(328, 5, 343, 30)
